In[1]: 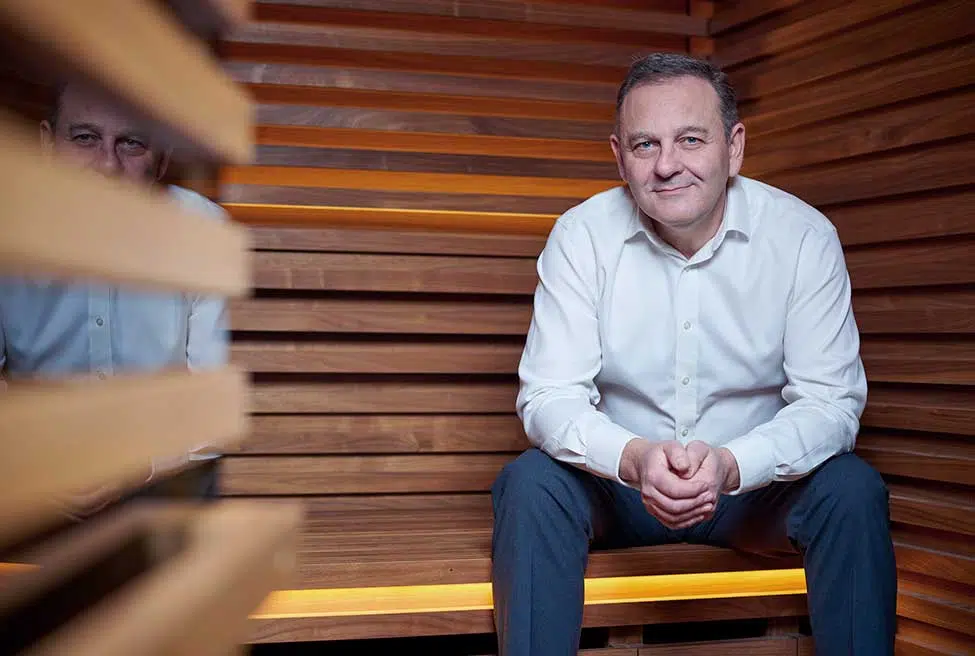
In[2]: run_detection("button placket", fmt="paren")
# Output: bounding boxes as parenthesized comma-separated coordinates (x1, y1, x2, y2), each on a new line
(89, 287, 114, 377)
(673, 265, 701, 444)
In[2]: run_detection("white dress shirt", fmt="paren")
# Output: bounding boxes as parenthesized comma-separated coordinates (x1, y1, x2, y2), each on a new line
(516, 175, 867, 494)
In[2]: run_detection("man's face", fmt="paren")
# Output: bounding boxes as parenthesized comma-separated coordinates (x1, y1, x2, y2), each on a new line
(40, 85, 168, 186)
(610, 76, 744, 234)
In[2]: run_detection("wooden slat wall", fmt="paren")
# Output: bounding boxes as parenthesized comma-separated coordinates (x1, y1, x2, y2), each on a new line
(714, 1, 974, 653)
(217, 0, 697, 578)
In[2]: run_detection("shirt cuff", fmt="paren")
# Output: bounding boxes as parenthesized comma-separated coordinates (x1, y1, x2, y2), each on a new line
(721, 433, 776, 495)
(583, 419, 640, 485)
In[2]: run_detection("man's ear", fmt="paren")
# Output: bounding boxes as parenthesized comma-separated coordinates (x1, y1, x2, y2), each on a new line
(154, 147, 172, 182)
(609, 131, 627, 183)
(39, 120, 55, 152)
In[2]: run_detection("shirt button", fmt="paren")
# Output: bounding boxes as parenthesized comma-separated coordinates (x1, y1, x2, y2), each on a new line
(681, 428, 689, 437)
(683, 321, 691, 330)
(681, 376, 690, 385)
(95, 316, 104, 326)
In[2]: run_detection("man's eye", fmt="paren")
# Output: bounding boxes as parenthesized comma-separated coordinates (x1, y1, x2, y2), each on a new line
(635, 141, 654, 150)
(72, 134, 98, 145)
(684, 137, 701, 145)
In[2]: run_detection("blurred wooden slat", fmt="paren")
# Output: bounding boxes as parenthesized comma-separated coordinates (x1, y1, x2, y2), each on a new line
(854, 289, 975, 334)
(889, 484, 975, 536)
(859, 338, 975, 385)
(846, 237, 975, 291)
(250, 3, 691, 46)
(893, 528, 975, 587)
(729, 0, 974, 102)
(710, 0, 804, 35)
(256, 125, 614, 162)
(0, 368, 246, 548)
(222, 166, 617, 199)
(220, 454, 514, 495)
(744, 90, 973, 178)
(246, 225, 547, 257)
(856, 431, 975, 486)
(897, 575, 975, 637)
(231, 297, 533, 335)
(231, 204, 556, 235)
(251, 381, 517, 413)
(222, 42, 625, 83)
(762, 139, 974, 208)
(165, 0, 251, 35)
(245, 83, 613, 121)
(252, 251, 537, 294)
(895, 617, 975, 655)
(715, 0, 925, 68)
(0, 113, 249, 295)
(0, 0, 252, 162)
(829, 190, 975, 247)
(861, 386, 974, 435)
(232, 341, 522, 374)
(19, 502, 299, 656)
(231, 414, 528, 454)
(740, 41, 975, 137)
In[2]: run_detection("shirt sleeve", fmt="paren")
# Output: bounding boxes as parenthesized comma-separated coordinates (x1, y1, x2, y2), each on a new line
(721, 227, 867, 494)
(186, 294, 228, 370)
(516, 219, 640, 484)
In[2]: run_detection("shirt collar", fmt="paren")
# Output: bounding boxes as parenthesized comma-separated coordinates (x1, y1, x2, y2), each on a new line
(624, 176, 753, 250)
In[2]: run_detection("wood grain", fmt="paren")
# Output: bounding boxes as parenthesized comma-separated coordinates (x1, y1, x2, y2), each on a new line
(861, 386, 975, 436)
(245, 82, 614, 122)
(828, 189, 975, 247)
(246, 225, 547, 256)
(251, 381, 517, 413)
(255, 125, 614, 162)
(221, 165, 618, 199)
(856, 430, 975, 485)
(859, 338, 975, 385)
(846, 237, 975, 291)
(230, 297, 533, 335)
(897, 574, 975, 637)
(889, 483, 975, 536)
(895, 617, 975, 655)
(232, 340, 523, 374)
(252, 251, 537, 294)
(854, 288, 975, 335)
(221, 42, 626, 83)
(710, 0, 805, 35)
(231, 414, 528, 454)
(893, 527, 975, 586)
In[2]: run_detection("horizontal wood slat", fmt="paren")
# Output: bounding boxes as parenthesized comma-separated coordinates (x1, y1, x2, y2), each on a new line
(859, 338, 975, 385)
(221, 166, 618, 199)
(220, 454, 514, 495)
(232, 341, 522, 374)
(895, 617, 975, 656)
(744, 90, 973, 178)
(0, 0, 251, 162)
(888, 483, 975, 536)
(250, 3, 695, 45)
(252, 251, 537, 294)
(244, 83, 614, 122)
(853, 288, 975, 334)
(861, 386, 974, 436)
(892, 528, 975, 587)
(231, 204, 557, 235)
(856, 431, 975, 486)
(251, 381, 517, 413)
(729, 0, 975, 102)
(221, 42, 625, 84)
(715, 0, 925, 68)
(740, 41, 975, 138)
(255, 125, 614, 162)
(846, 237, 975, 290)
(165, 0, 251, 34)
(230, 298, 533, 335)
(231, 414, 528, 454)
(762, 139, 974, 208)
(1, 368, 246, 547)
(710, 0, 805, 35)
(829, 189, 975, 247)
(0, 113, 249, 295)
(250, 0, 706, 36)
(897, 575, 975, 636)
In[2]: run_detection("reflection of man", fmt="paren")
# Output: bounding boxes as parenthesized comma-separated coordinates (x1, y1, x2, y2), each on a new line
(0, 82, 228, 516)
(492, 53, 895, 655)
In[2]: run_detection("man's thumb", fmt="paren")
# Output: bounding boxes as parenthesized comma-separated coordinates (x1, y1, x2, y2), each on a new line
(663, 442, 689, 473)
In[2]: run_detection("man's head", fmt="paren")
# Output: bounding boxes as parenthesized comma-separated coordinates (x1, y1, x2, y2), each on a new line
(40, 82, 170, 185)
(609, 53, 745, 240)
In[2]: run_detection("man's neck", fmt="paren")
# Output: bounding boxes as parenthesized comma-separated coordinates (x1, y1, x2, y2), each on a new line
(650, 195, 728, 259)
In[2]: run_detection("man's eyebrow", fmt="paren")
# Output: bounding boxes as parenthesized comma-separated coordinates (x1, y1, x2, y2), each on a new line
(626, 131, 655, 142)
(676, 125, 711, 136)
(66, 122, 102, 133)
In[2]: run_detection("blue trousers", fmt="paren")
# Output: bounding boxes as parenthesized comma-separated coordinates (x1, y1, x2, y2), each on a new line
(491, 448, 897, 655)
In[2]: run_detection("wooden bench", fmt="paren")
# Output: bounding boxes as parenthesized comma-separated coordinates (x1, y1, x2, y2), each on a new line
(223, 224, 810, 650)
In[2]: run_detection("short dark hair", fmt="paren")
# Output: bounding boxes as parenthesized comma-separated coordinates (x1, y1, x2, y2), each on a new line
(615, 53, 739, 139)
(46, 82, 67, 128)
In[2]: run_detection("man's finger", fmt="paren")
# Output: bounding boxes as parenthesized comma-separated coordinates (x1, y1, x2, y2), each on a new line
(672, 511, 714, 530)
(642, 485, 712, 516)
(660, 441, 690, 475)
(644, 501, 715, 529)
(683, 441, 711, 479)
(651, 466, 710, 500)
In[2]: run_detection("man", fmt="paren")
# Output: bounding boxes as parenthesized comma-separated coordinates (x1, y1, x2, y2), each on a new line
(491, 53, 895, 655)
(0, 81, 228, 516)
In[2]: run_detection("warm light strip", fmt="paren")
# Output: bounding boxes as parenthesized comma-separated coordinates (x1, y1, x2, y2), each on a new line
(251, 568, 807, 620)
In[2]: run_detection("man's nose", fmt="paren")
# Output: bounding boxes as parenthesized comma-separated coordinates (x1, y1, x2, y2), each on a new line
(93, 143, 122, 176)
(653, 143, 682, 179)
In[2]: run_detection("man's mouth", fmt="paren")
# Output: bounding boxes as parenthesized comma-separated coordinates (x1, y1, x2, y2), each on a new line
(654, 184, 691, 194)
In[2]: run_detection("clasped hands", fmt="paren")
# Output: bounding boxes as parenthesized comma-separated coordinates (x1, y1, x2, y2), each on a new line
(620, 438, 740, 529)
